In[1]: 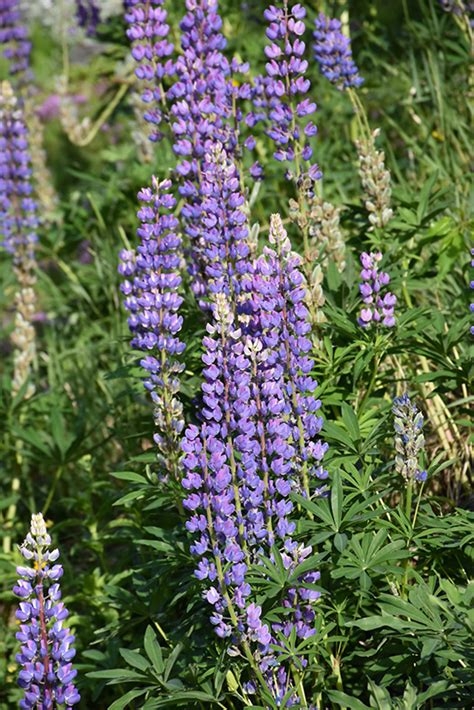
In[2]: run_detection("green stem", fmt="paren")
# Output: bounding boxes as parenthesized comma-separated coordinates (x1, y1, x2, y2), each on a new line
(42, 466, 64, 517)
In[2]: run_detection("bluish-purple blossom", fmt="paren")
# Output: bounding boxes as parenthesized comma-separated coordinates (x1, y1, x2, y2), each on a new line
(358, 251, 396, 328)
(124, 0, 174, 143)
(263, 2, 321, 183)
(119, 177, 185, 474)
(76, 0, 100, 37)
(393, 394, 428, 483)
(13, 513, 80, 709)
(182, 215, 326, 702)
(313, 13, 363, 90)
(0, 81, 38, 264)
(0, 0, 31, 84)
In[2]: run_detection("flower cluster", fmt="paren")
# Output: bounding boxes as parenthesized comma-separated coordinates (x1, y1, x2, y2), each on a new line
(263, 2, 321, 184)
(358, 252, 396, 329)
(119, 177, 185, 475)
(168, 0, 251, 299)
(312, 13, 363, 90)
(124, 0, 174, 143)
(182, 215, 326, 702)
(0, 0, 31, 84)
(289, 194, 346, 324)
(438, 0, 474, 17)
(197, 142, 251, 303)
(0, 81, 38, 397)
(0, 81, 37, 262)
(393, 394, 428, 483)
(13, 513, 80, 709)
(356, 128, 393, 229)
(75, 0, 100, 36)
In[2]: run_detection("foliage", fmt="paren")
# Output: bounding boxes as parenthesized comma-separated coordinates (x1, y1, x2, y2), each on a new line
(0, 0, 472, 708)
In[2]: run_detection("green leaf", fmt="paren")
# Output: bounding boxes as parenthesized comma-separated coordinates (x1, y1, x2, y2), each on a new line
(110, 471, 148, 484)
(341, 403, 360, 442)
(326, 691, 370, 710)
(108, 689, 148, 710)
(119, 648, 150, 672)
(86, 669, 146, 682)
(144, 626, 164, 673)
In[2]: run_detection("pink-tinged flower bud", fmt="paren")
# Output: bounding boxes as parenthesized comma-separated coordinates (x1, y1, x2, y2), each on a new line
(358, 252, 396, 329)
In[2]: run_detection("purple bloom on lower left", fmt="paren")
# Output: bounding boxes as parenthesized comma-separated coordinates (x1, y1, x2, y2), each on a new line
(13, 513, 80, 709)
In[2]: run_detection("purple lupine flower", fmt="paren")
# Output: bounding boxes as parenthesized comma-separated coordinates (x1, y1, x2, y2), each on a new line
(13, 513, 80, 709)
(182, 216, 326, 701)
(262, 2, 321, 184)
(393, 394, 427, 483)
(118, 177, 185, 475)
(197, 142, 251, 303)
(438, 0, 474, 17)
(357, 251, 396, 328)
(243, 213, 328, 497)
(76, 0, 101, 37)
(168, 1, 251, 299)
(313, 13, 363, 90)
(0, 0, 31, 85)
(124, 0, 174, 143)
(0, 80, 38, 263)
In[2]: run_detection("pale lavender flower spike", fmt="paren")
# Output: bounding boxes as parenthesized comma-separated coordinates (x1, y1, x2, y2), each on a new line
(393, 394, 428, 483)
(358, 251, 396, 328)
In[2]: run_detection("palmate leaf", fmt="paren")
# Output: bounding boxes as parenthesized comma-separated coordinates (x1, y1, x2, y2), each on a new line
(331, 529, 409, 584)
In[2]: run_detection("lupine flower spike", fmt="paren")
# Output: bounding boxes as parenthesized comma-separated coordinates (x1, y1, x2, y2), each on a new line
(0, 0, 32, 86)
(358, 252, 396, 329)
(289, 196, 346, 324)
(313, 13, 363, 90)
(76, 0, 100, 36)
(13, 513, 80, 709)
(119, 177, 185, 478)
(124, 0, 174, 144)
(0, 81, 38, 397)
(263, 1, 321, 185)
(392, 394, 428, 482)
(356, 128, 393, 229)
(167, 0, 251, 301)
(182, 216, 326, 703)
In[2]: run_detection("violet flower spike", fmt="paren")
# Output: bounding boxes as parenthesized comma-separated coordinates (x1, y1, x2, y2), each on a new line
(13, 513, 80, 709)
(392, 394, 428, 483)
(313, 13, 363, 90)
(76, 0, 100, 37)
(357, 251, 396, 329)
(0, 80, 38, 263)
(124, 0, 174, 143)
(199, 142, 252, 305)
(182, 216, 326, 700)
(0, 0, 32, 85)
(168, 0, 250, 300)
(118, 177, 185, 477)
(263, 1, 321, 183)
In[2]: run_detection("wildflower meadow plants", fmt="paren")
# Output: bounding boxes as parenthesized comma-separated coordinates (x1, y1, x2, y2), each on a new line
(0, 1, 472, 709)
